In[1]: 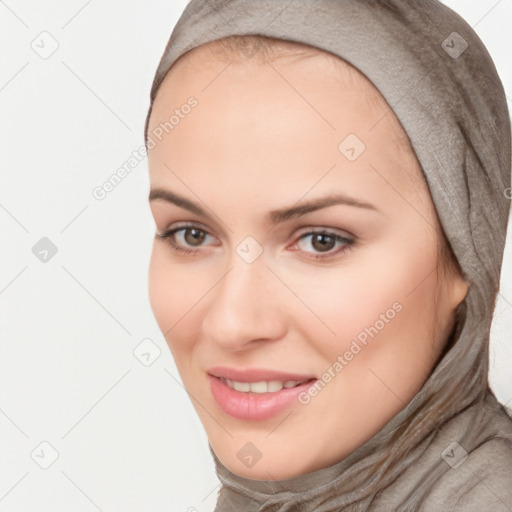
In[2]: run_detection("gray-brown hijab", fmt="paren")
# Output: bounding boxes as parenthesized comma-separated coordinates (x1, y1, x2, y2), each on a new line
(145, 1, 512, 510)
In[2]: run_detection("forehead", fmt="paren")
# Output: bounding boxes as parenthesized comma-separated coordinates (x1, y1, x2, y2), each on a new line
(164, 39, 387, 108)
(147, 41, 423, 205)
(151, 38, 412, 150)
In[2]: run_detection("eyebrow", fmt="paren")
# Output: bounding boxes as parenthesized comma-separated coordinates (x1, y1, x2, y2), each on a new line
(148, 188, 379, 226)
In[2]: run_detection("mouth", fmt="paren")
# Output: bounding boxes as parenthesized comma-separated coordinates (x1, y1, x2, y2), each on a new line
(207, 367, 317, 421)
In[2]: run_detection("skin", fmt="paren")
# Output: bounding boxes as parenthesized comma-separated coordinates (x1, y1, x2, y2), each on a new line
(146, 43, 468, 480)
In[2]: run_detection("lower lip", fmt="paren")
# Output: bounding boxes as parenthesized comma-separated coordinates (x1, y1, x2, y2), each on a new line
(208, 375, 316, 421)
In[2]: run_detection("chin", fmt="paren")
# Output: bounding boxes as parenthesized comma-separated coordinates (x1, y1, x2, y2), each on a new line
(209, 433, 326, 481)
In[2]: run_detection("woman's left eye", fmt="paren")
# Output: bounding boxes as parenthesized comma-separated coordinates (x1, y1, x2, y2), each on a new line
(291, 230, 354, 260)
(155, 224, 355, 260)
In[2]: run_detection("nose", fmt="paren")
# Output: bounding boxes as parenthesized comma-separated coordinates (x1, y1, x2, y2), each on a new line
(201, 255, 288, 351)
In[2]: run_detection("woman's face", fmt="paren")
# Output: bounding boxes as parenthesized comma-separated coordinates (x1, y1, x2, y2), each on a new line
(147, 44, 468, 480)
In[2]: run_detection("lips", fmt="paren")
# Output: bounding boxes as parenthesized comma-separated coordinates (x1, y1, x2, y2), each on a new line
(207, 366, 317, 421)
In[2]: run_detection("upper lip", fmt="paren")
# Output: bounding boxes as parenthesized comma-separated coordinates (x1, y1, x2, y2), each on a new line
(207, 366, 317, 383)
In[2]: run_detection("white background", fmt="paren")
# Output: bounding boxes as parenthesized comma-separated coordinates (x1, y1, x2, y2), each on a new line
(1, 1, 511, 511)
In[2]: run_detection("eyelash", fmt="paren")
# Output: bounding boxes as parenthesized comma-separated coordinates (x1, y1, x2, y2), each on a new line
(155, 223, 355, 261)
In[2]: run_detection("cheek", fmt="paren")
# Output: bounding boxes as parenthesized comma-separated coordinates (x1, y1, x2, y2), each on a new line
(148, 244, 205, 348)
(287, 234, 440, 361)
(343, 242, 440, 396)
(295, 239, 441, 441)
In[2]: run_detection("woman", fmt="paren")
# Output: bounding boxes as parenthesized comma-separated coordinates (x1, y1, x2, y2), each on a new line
(144, 1, 512, 510)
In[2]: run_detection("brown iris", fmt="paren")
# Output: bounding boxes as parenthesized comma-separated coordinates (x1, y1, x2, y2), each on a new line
(310, 233, 336, 252)
(184, 228, 207, 246)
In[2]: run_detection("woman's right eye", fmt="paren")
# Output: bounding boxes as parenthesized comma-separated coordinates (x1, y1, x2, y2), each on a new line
(155, 225, 217, 255)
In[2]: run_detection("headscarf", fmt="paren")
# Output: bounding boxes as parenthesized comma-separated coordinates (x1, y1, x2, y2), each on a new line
(144, 1, 512, 510)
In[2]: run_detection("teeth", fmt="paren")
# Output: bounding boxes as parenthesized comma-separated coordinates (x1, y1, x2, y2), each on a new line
(231, 380, 250, 392)
(250, 381, 270, 393)
(223, 378, 305, 393)
(267, 381, 283, 392)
